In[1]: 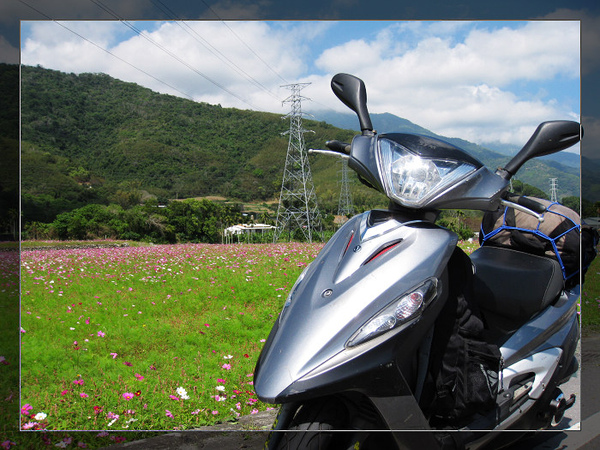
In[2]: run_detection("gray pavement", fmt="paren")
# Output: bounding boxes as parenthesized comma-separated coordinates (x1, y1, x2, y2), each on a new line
(100, 335, 600, 450)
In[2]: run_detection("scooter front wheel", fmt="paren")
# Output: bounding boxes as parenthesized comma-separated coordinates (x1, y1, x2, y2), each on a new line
(269, 398, 349, 450)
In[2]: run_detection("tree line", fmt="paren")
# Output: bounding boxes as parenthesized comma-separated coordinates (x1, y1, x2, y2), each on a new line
(23, 198, 248, 244)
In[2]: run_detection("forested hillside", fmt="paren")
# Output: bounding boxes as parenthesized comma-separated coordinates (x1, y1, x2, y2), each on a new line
(21, 65, 386, 224)
(19, 64, 582, 229)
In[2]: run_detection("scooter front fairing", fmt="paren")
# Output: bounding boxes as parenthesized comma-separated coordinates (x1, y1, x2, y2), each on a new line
(255, 209, 457, 416)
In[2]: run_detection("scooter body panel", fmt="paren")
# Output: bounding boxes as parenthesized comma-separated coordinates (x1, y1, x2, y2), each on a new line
(254, 210, 458, 404)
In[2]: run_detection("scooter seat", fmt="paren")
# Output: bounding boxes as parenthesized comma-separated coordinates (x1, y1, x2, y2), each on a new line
(470, 246, 564, 333)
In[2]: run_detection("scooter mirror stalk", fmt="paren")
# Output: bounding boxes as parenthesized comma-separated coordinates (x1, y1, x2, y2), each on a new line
(331, 73, 374, 135)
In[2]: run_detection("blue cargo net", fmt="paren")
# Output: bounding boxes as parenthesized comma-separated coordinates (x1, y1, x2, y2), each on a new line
(480, 202, 580, 282)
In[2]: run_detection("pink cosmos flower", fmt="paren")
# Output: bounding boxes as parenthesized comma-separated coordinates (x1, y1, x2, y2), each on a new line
(211, 410, 219, 415)
(80, 392, 89, 398)
(169, 395, 179, 401)
(217, 378, 226, 383)
(110, 352, 118, 359)
(123, 361, 132, 367)
(122, 393, 134, 400)
(134, 373, 144, 380)
(21, 404, 33, 415)
(73, 379, 84, 385)
(97, 330, 105, 337)
(60, 390, 68, 396)
(222, 363, 231, 370)
(165, 410, 174, 418)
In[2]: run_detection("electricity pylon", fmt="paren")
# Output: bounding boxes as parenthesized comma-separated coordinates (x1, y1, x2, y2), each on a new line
(337, 158, 354, 223)
(550, 178, 559, 203)
(273, 83, 322, 242)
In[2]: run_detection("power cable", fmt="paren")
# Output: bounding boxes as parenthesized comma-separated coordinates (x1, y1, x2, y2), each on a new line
(197, 0, 289, 84)
(88, 0, 263, 111)
(18, 0, 194, 100)
(150, 0, 281, 102)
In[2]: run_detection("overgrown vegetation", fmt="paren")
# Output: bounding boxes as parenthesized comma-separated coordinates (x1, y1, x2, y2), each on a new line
(23, 199, 248, 244)
(17, 64, 585, 237)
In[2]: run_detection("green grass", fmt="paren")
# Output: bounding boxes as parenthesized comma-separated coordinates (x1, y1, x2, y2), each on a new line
(20, 242, 320, 433)
(12, 239, 600, 449)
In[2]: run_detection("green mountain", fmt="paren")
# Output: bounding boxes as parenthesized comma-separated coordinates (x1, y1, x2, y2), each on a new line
(312, 110, 581, 197)
(19, 65, 582, 225)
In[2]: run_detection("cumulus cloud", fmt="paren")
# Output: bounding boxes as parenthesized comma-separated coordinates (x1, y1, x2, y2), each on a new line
(21, 20, 580, 147)
(313, 21, 580, 145)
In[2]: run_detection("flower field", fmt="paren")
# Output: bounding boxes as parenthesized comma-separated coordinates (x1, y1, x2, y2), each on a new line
(17, 236, 592, 449)
(20, 242, 322, 432)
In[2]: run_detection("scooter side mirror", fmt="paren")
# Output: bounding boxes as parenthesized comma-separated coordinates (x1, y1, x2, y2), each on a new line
(500, 120, 581, 179)
(331, 73, 374, 135)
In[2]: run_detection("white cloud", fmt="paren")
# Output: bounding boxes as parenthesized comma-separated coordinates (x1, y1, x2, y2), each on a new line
(313, 21, 579, 146)
(21, 20, 580, 147)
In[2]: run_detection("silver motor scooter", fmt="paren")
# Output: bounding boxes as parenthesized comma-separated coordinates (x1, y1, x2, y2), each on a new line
(254, 73, 583, 450)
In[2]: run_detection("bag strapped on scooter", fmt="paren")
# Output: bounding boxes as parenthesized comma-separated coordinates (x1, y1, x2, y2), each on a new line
(479, 198, 597, 289)
(423, 248, 502, 427)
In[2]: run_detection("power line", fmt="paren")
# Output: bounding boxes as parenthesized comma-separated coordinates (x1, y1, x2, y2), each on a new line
(150, 0, 282, 102)
(198, 0, 289, 84)
(88, 0, 262, 111)
(18, 0, 194, 100)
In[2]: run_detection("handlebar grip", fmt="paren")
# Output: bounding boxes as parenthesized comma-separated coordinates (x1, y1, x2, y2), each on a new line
(325, 140, 351, 155)
(506, 195, 548, 214)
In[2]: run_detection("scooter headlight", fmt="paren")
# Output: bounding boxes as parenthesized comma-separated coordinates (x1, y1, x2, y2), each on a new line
(378, 138, 476, 208)
(347, 278, 438, 348)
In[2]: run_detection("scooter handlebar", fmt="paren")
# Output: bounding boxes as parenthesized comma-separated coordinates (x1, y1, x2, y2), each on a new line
(501, 194, 547, 222)
(505, 194, 548, 214)
(325, 140, 351, 155)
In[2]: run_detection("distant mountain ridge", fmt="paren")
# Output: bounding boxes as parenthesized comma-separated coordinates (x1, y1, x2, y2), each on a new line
(18, 65, 583, 225)
(311, 110, 581, 169)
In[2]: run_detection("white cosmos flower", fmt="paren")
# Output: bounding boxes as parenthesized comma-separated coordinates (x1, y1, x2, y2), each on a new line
(176, 387, 190, 400)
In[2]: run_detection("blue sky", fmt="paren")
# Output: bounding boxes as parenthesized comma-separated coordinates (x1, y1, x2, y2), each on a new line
(20, 20, 580, 150)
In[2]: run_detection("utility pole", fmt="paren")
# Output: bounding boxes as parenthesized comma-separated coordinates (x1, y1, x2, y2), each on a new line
(273, 83, 322, 243)
(337, 158, 354, 223)
(550, 178, 559, 203)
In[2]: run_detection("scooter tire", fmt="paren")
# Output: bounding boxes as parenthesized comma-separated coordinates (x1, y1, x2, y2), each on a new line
(274, 398, 348, 450)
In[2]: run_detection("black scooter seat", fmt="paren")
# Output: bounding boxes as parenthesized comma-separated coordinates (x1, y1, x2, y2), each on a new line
(470, 246, 564, 333)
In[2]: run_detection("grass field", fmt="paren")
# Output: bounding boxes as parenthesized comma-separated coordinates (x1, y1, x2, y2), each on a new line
(10, 239, 600, 448)
(20, 242, 321, 433)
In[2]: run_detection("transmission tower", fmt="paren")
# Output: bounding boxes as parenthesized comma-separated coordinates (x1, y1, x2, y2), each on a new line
(337, 158, 354, 223)
(273, 83, 322, 242)
(550, 178, 559, 203)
